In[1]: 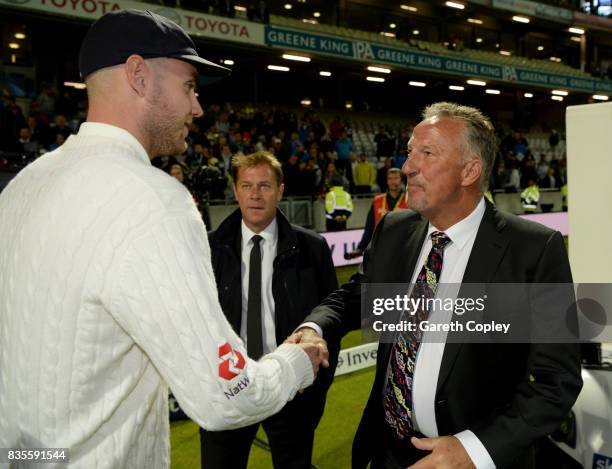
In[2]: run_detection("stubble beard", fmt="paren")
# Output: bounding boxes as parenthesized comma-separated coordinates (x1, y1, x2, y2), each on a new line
(406, 186, 429, 214)
(144, 90, 187, 158)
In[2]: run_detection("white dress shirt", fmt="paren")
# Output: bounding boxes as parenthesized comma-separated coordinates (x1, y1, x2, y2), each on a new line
(240, 219, 279, 355)
(407, 197, 495, 469)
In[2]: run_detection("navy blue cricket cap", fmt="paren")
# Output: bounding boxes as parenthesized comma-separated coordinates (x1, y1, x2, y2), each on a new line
(78, 9, 231, 81)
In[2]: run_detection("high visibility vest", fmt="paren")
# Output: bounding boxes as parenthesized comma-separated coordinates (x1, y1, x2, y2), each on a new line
(373, 191, 408, 226)
(521, 185, 540, 210)
(561, 184, 568, 208)
(325, 186, 353, 218)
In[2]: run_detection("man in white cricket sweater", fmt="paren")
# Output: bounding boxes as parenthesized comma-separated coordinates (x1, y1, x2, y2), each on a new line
(0, 10, 327, 469)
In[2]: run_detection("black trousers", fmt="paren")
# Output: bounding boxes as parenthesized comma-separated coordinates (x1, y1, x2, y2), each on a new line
(200, 397, 316, 469)
(325, 218, 347, 232)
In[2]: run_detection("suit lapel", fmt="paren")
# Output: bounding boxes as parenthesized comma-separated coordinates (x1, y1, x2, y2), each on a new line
(375, 214, 428, 377)
(398, 215, 429, 283)
(436, 201, 510, 394)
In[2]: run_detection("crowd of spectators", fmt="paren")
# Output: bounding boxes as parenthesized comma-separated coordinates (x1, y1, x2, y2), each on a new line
(0, 85, 85, 166)
(490, 129, 567, 193)
(156, 104, 379, 201)
(1, 85, 568, 208)
(155, 106, 421, 203)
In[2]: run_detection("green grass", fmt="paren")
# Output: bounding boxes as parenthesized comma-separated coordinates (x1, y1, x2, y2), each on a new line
(170, 265, 373, 469)
(336, 265, 358, 289)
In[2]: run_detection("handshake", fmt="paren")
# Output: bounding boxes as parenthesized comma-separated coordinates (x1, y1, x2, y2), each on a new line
(284, 327, 329, 380)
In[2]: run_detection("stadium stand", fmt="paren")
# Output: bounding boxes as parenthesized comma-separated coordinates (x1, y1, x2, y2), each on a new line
(269, 13, 595, 79)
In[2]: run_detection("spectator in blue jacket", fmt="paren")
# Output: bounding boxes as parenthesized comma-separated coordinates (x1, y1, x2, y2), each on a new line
(334, 131, 354, 190)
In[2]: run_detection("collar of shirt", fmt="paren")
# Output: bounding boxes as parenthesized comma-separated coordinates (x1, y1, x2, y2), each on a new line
(426, 197, 486, 250)
(239, 217, 279, 354)
(386, 191, 403, 207)
(410, 197, 487, 440)
(70, 122, 151, 165)
(241, 217, 278, 252)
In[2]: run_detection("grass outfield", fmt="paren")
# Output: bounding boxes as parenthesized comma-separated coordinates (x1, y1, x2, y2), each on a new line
(170, 265, 374, 469)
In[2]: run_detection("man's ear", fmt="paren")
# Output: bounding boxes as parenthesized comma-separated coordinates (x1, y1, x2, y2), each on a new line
(277, 183, 285, 201)
(461, 158, 483, 187)
(124, 54, 150, 97)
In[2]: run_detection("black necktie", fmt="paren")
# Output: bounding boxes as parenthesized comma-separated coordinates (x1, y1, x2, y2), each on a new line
(247, 235, 263, 359)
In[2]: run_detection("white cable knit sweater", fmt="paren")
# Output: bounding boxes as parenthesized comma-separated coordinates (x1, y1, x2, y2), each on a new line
(0, 123, 313, 469)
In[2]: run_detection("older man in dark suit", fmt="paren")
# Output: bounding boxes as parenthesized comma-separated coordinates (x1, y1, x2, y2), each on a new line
(292, 102, 582, 469)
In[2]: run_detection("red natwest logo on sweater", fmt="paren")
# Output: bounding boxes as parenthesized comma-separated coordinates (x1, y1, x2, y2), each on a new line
(218, 342, 246, 380)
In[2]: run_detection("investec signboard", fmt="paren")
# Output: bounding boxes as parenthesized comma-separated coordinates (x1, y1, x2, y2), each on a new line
(265, 25, 612, 94)
(0, 0, 265, 46)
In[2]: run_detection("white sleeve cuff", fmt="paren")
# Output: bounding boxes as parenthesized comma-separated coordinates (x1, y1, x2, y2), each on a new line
(295, 322, 324, 338)
(454, 430, 496, 469)
(267, 343, 314, 390)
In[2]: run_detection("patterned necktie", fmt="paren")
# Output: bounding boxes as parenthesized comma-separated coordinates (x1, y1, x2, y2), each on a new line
(382, 231, 452, 439)
(247, 235, 263, 360)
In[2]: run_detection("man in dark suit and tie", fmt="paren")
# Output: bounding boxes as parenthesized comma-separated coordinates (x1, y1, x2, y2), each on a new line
(291, 102, 582, 468)
(200, 151, 338, 469)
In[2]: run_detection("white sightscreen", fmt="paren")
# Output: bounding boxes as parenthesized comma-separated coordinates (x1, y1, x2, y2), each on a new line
(566, 102, 612, 283)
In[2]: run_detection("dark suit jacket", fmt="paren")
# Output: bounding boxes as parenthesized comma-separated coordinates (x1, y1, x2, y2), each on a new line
(208, 208, 339, 426)
(304, 200, 582, 468)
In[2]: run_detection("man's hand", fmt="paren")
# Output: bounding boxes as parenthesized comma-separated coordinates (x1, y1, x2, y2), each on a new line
(285, 327, 329, 369)
(408, 436, 476, 469)
(295, 342, 325, 378)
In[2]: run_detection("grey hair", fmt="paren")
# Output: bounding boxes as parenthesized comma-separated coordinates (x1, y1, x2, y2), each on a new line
(422, 102, 497, 192)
